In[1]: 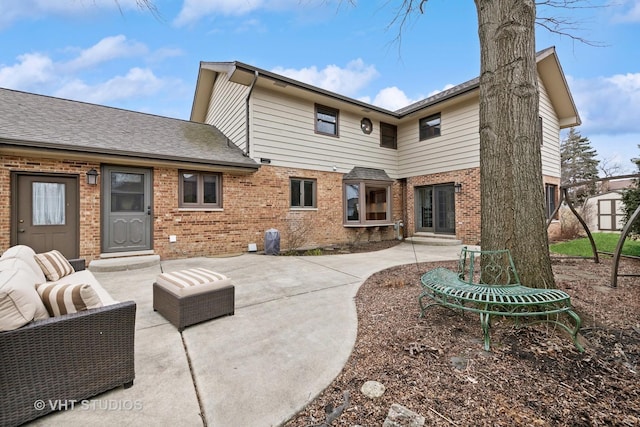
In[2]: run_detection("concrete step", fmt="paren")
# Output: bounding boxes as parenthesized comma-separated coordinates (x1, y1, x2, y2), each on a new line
(88, 252, 161, 272)
(405, 234, 462, 246)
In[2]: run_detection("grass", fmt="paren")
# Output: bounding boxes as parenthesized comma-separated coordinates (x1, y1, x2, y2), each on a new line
(550, 232, 640, 258)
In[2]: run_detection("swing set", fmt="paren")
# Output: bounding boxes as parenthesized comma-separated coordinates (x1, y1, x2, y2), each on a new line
(546, 174, 640, 287)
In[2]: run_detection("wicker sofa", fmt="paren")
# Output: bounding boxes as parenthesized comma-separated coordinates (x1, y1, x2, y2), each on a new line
(0, 245, 136, 427)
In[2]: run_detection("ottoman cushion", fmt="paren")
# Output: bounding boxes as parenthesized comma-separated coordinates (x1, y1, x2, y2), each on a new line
(156, 268, 232, 297)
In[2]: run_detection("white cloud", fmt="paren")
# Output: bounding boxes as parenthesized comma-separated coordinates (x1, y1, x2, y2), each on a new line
(64, 35, 148, 71)
(612, 0, 640, 22)
(174, 0, 302, 26)
(0, 36, 179, 110)
(271, 59, 379, 97)
(54, 67, 165, 104)
(568, 72, 640, 135)
(369, 87, 419, 111)
(0, 53, 55, 89)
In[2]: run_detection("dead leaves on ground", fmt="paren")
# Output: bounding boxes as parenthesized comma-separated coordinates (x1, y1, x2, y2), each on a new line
(286, 258, 640, 426)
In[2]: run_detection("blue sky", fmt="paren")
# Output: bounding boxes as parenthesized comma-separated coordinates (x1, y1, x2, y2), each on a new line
(1, 0, 639, 173)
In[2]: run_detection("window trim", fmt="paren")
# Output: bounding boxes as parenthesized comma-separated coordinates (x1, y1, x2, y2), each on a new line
(179, 171, 222, 209)
(419, 113, 441, 141)
(343, 180, 392, 226)
(290, 178, 317, 209)
(380, 122, 398, 149)
(314, 104, 339, 137)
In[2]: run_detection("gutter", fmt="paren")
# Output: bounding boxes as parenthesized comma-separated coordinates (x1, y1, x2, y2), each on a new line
(245, 70, 259, 156)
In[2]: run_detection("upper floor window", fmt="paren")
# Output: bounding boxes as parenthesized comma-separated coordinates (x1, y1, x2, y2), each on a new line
(291, 178, 317, 208)
(179, 171, 221, 208)
(419, 113, 441, 140)
(315, 104, 339, 137)
(380, 122, 397, 149)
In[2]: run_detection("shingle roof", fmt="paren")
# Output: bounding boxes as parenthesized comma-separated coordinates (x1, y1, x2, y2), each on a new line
(0, 88, 258, 171)
(395, 77, 480, 115)
(343, 167, 393, 182)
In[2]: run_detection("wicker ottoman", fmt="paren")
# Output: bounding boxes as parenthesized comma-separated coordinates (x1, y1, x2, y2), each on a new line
(153, 268, 235, 332)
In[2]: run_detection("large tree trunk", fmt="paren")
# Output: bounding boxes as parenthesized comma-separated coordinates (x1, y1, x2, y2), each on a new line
(475, 0, 555, 288)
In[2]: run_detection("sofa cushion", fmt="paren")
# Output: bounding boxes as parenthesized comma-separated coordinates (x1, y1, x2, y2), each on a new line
(155, 268, 232, 297)
(0, 269, 50, 331)
(34, 250, 75, 282)
(37, 282, 103, 317)
(0, 258, 39, 284)
(48, 269, 118, 306)
(0, 245, 47, 284)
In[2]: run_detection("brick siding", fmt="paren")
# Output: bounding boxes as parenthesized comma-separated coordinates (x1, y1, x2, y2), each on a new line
(1, 154, 560, 261)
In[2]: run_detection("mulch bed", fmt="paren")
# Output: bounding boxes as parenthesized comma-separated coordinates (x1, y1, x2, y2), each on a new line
(285, 251, 640, 426)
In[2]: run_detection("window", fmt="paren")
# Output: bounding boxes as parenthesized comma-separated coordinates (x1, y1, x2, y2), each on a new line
(32, 182, 65, 225)
(179, 171, 221, 208)
(291, 178, 317, 208)
(344, 181, 391, 224)
(545, 184, 557, 219)
(419, 113, 441, 140)
(380, 122, 397, 149)
(315, 104, 339, 136)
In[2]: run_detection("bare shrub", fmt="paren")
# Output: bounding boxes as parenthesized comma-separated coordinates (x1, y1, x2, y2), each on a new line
(281, 215, 313, 252)
(559, 203, 594, 240)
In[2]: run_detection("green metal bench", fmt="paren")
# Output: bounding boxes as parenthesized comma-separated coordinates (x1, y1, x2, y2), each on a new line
(419, 247, 583, 352)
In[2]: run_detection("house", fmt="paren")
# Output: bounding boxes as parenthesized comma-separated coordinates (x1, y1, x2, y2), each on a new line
(0, 47, 580, 262)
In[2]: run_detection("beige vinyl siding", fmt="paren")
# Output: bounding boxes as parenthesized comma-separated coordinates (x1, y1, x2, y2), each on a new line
(206, 74, 250, 152)
(539, 77, 561, 178)
(250, 87, 399, 177)
(397, 98, 480, 178)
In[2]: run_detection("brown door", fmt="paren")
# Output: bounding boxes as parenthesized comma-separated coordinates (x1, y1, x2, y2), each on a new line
(14, 173, 79, 259)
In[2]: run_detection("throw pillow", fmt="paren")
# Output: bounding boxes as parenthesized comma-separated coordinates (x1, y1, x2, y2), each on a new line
(37, 283, 103, 317)
(34, 250, 75, 282)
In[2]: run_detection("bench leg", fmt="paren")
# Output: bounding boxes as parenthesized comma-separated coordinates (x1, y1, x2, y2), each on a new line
(418, 293, 440, 317)
(480, 312, 491, 351)
(566, 310, 584, 352)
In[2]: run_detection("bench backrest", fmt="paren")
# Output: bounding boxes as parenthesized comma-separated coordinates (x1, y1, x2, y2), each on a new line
(457, 247, 521, 286)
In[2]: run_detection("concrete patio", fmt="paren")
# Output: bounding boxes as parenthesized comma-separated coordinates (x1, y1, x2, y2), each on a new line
(28, 242, 469, 427)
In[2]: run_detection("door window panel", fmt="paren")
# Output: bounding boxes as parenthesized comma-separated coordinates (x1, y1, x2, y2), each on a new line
(111, 173, 144, 212)
(32, 182, 65, 225)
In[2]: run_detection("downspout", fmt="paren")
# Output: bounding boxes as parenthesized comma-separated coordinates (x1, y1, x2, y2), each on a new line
(245, 70, 259, 157)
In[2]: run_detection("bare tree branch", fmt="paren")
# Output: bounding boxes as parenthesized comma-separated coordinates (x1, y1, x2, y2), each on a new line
(341, 0, 608, 51)
(535, 0, 609, 47)
(111, 0, 162, 20)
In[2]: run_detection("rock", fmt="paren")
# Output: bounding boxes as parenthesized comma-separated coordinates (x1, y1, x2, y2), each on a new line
(383, 403, 425, 427)
(450, 356, 468, 370)
(360, 380, 385, 398)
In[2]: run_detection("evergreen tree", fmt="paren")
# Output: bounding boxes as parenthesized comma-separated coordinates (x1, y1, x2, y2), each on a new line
(560, 128, 599, 205)
(621, 146, 640, 235)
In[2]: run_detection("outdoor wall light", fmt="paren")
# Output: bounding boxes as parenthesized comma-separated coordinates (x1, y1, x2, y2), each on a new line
(86, 168, 99, 185)
(454, 182, 462, 193)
